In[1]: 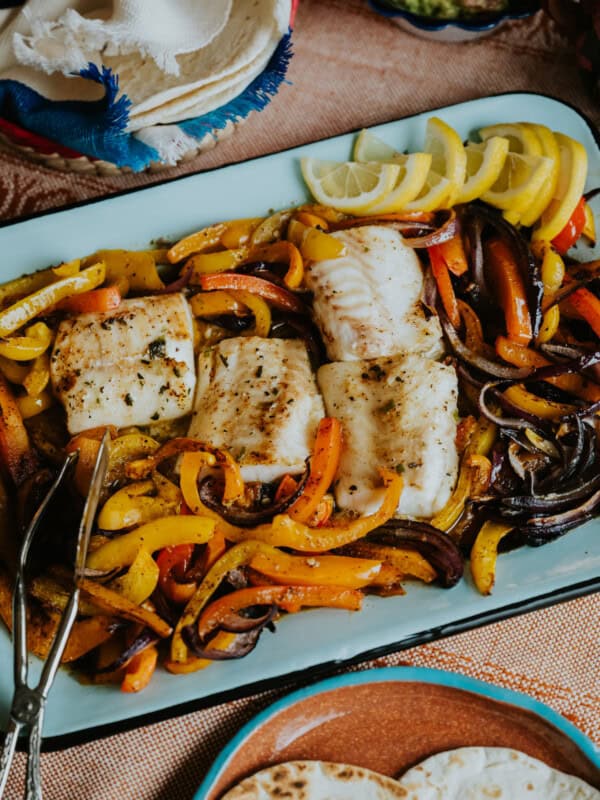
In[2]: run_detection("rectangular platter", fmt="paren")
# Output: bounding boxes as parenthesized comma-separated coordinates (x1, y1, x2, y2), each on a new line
(1, 92, 599, 745)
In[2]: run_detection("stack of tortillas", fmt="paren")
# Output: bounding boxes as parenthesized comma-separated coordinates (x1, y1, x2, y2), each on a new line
(0, 0, 292, 172)
(221, 750, 600, 798)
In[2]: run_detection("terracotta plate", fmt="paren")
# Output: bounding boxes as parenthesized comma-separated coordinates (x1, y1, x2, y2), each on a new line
(197, 667, 600, 799)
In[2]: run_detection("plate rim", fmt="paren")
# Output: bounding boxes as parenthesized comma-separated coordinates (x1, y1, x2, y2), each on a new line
(1, 90, 599, 750)
(195, 664, 600, 799)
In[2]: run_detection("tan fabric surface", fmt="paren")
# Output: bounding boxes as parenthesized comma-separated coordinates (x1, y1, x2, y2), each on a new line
(1, 2, 599, 798)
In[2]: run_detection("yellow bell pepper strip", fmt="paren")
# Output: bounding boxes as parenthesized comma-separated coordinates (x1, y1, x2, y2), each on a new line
(0, 321, 53, 361)
(187, 247, 249, 279)
(533, 241, 565, 344)
(163, 631, 238, 674)
(15, 390, 53, 420)
(179, 451, 242, 539)
(0, 356, 28, 385)
(197, 584, 363, 642)
(121, 645, 158, 693)
(55, 284, 121, 314)
(485, 238, 532, 346)
(582, 200, 596, 245)
(293, 211, 330, 230)
(97, 480, 180, 530)
(167, 223, 228, 263)
(52, 258, 81, 278)
(156, 543, 197, 605)
(0, 373, 38, 485)
(470, 520, 514, 595)
(288, 417, 342, 524)
(84, 250, 163, 291)
(298, 204, 348, 224)
(428, 235, 468, 277)
(78, 578, 172, 638)
(551, 197, 586, 255)
(108, 548, 160, 605)
(219, 218, 263, 249)
(249, 241, 305, 289)
(429, 247, 460, 328)
(23, 351, 50, 397)
(286, 219, 345, 262)
(226, 469, 403, 552)
(199, 273, 306, 314)
(431, 454, 489, 532)
(0, 268, 57, 306)
(228, 289, 271, 337)
(190, 290, 248, 318)
(250, 209, 294, 246)
(495, 336, 600, 403)
(339, 540, 437, 584)
(249, 550, 381, 588)
(0, 262, 105, 338)
(129, 438, 244, 504)
(502, 385, 576, 420)
(86, 515, 215, 572)
(568, 285, 600, 338)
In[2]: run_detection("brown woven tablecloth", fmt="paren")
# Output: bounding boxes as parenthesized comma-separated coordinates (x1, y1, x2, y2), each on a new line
(1, 2, 599, 798)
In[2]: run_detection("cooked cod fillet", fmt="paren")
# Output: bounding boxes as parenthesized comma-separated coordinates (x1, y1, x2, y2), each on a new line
(50, 293, 196, 434)
(305, 225, 443, 361)
(188, 336, 325, 483)
(317, 354, 458, 519)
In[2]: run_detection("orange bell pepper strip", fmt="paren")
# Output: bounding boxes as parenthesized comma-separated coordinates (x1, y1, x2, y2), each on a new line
(179, 452, 242, 539)
(275, 474, 334, 527)
(55, 284, 121, 314)
(428, 247, 460, 328)
(198, 273, 306, 314)
(428, 235, 468, 277)
(288, 417, 342, 524)
(198, 530, 227, 576)
(249, 550, 381, 588)
(121, 645, 158, 693)
(156, 543, 197, 605)
(485, 238, 532, 346)
(0, 373, 38, 485)
(163, 631, 238, 674)
(551, 197, 586, 255)
(197, 585, 363, 642)
(568, 285, 600, 338)
(495, 336, 600, 402)
(249, 241, 304, 289)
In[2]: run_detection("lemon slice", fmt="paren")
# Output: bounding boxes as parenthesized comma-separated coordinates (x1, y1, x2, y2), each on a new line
(455, 137, 510, 204)
(401, 168, 453, 212)
(479, 122, 543, 157)
(532, 132, 588, 243)
(518, 123, 560, 227)
(300, 158, 400, 214)
(424, 117, 467, 206)
(364, 153, 433, 213)
(353, 129, 406, 164)
(481, 152, 554, 215)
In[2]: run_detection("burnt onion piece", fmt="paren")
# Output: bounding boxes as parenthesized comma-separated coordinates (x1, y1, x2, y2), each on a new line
(478, 381, 548, 434)
(94, 628, 158, 674)
(181, 608, 276, 660)
(499, 469, 600, 515)
(198, 469, 310, 527)
(366, 520, 463, 588)
(217, 604, 278, 633)
(394, 209, 459, 248)
(148, 265, 192, 295)
(521, 486, 600, 546)
(463, 210, 490, 304)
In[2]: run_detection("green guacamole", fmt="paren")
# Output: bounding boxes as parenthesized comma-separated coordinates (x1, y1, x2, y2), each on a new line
(383, 0, 508, 19)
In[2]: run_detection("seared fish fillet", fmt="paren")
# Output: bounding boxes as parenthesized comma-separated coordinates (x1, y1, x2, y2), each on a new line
(188, 336, 325, 483)
(305, 226, 443, 361)
(51, 294, 195, 434)
(317, 354, 458, 518)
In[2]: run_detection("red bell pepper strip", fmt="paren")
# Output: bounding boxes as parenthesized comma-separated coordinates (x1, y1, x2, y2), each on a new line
(0, 373, 38, 485)
(551, 197, 586, 255)
(288, 417, 342, 524)
(55, 284, 121, 314)
(199, 273, 306, 313)
(197, 584, 363, 641)
(429, 247, 460, 328)
(156, 544, 196, 605)
(428, 235, 468, 277)
(568, 285, 600, 338)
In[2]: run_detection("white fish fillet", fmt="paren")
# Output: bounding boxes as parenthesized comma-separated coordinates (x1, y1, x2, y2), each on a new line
(50, 293, 196, 434)
(317, 354, 458, 519)
(305, 225, 443, 362)
(188, 336, 325, 483)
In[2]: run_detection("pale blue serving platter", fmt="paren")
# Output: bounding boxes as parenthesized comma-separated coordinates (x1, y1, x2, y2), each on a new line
(0, 92, 599, 748)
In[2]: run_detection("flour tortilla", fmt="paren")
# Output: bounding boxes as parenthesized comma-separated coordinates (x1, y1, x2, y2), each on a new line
(221, 760, 408, 799)
(396, 747, 600, 799)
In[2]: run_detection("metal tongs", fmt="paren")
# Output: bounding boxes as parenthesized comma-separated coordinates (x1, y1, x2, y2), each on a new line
(0, 432, 110, 800)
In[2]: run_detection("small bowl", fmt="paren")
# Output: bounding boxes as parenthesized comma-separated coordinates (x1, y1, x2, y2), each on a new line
(367, 0, 539, 41)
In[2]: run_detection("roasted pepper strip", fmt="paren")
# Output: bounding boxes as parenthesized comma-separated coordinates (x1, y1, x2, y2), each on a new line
(22, 351, 50, 397)
(228, 289, 271, 337)
(156, 543, 197, 605)
(486, 238, 532, 345)
(121, 645, 158, 693)
(219, 218, 263, 249)
(246, 242, 304, 289)
(0, 322, 53, 361)
(503, 385, 576, 419)
(0, 262, 105, 337)
(108, 548, 160, 605)
(163, 631, 239, 674)
(457, 300, 493, 357)
(288, 417, 342, 523)
(428, 235, 468, 277)
(568, 286, 600, 338)
(179, 452, 242, 539)
(470, 520, 514, 595)
(533, 241, 565, 344)
(225, 469, 402, 552)
(189, 290, 247, 318)
(85, 250, 163, 291)
(431, 455, 481, 532)
(16, 390, 53, 420)
(167, 224, 228, 263)
(0, 268, 56, 306)
(56, 284, 121, 314)
(340, 540, 437, 584)
(0, 372, 38, 485)
(97, 479, 180, 530)
(78, 578, 172, 638)
(551, 197, 586, 254)
(86, 515, 215, 571)
(429, 247, 460, 328)
(187, 247, 249, 279)
(287, 219, 345, 263)
(249, 550, 381, 588)
(199, 273, 306, 314)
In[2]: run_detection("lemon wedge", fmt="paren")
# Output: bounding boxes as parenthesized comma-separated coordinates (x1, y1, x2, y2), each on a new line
(401, 168, 453, 212)
(517, 123, 560, 227)
(455, 137, 510, 204)
(532, 132, 588, 243)
(424, 117, 467, 206)
(300, 158, 400, 214)
(481, 152, 554, 215)
(479, 122, 543, 157)
(353, 129, 405, 164)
